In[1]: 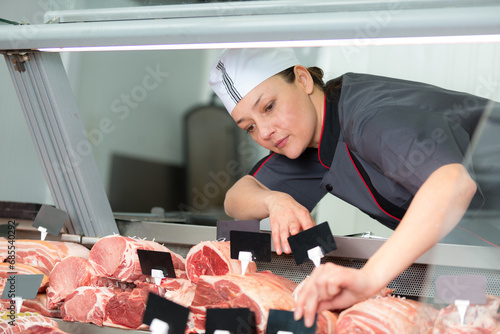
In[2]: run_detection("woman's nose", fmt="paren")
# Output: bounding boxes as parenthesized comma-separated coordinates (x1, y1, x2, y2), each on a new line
(259, 124, 274, 140)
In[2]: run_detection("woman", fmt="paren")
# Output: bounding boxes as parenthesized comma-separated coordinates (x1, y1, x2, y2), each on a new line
(208, 47, 499, 327)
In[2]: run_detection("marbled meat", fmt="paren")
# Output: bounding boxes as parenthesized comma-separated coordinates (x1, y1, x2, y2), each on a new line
(336, 295, 438, 334)
(0, 311, 61, 334)
(185, 240, 257, 285)
(0, 239, 89, 275)
(61, 286, 116, 326)
(88, 235, 185, 283)
(189, 271, 337, 334)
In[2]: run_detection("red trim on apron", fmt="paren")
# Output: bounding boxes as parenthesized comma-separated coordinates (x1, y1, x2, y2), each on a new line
(345, 143, 402, 222)
(317, 95, 330, 169)
(252, 153, 276, 177)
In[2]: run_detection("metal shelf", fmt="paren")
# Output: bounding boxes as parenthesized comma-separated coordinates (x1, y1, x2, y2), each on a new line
(0, 1, 499, 50)
(116, 220, 500, 271)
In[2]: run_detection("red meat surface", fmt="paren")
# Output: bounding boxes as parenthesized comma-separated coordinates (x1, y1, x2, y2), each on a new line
(61, 286, 115, 326)
(0, 240, 88, 275)
(135, 277, 196, 308)
(432, 295, 500, 333)
(1, 294, 61, 318)
(88, 235, 185, 283)
(46, 257, 95, 309)
(185, 241, 257, 285)
(336, 295, 438, 334)
(18, 325, 69, 334)
(0, 311, 60, 334)
(189, 271, 337, 334)
(104, 287, 150, 329)
(0, 263, 49, 293)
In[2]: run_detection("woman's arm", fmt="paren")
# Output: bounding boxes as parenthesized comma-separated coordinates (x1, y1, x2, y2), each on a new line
(294, 163, 477, 327)
(225, 175, 316, 254)
(360, 163, 476, 293)
(224, 175, 273, 221)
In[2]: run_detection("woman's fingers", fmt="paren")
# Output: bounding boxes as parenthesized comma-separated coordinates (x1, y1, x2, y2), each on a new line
(270, 222, 283, 255)
(280, 223, 292, 254)
(302, 289, 320, 327)
(269, 203, 314, 255)
(294, 267, 322, 325)
(294, 278, 319, 327)
(294, 263, 347, 327)
(271, 217, 300, 254)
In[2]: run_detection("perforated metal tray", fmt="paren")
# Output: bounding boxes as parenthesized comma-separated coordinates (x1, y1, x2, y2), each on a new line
(139, 222, 500, 300)
(256, 253, 500, 300)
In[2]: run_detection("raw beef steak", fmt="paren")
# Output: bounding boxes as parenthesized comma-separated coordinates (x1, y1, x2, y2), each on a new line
(336, 295, 438, 334)
(186, 241, 257, 285)
(0, 263, 49, 293)
(46, 257, 95, 309)
(0, 240, 88, 275)
(190, 271, 337, 334)
(104, 286, 151, 330)
(61, 286, 115, 326)
(135, 278, 196, 308)
(89, 235, 185, 283)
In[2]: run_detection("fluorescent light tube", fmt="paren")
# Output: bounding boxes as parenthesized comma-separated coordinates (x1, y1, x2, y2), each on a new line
(37, 34, 500, 52)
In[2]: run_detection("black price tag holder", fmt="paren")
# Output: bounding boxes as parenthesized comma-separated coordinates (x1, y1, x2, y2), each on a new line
(205, 308, 256, 334)
(434, 275, 487, 325)
(287, 222, 337, 267)
(32, 205, 68, 240)
(216, 220, 260, 241)
(265, 309, 316, 334)
(137, 249, 176, 285)
(143, 292, 190, 334)
(1, 274, 44, 313)
(230, 230, 271, 275)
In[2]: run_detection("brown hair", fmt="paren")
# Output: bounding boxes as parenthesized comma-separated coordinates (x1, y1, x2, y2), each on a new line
(277, 66, 342, 100)
(277, 66, 325, 89)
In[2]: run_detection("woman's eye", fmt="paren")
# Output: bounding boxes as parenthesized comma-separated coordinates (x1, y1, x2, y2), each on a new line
(265, 102, 274, 112)
(246, 124, 255, 133)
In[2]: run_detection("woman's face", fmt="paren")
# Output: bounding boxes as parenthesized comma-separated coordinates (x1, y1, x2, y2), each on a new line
(231, 66, 323, 159)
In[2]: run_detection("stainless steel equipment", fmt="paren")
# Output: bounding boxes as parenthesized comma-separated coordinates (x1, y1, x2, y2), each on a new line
(184, 101, 243, 215)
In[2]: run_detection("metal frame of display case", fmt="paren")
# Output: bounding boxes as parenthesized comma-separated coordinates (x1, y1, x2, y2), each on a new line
(0, 1, 499, 247)
(0, 1, 499, 50)
(2, 51, 118, 236)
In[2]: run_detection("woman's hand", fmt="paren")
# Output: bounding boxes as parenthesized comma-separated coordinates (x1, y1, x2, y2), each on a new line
(293, 263, 377, 327)
(224, 175, 316, 255)
(265, 191, 316, 255)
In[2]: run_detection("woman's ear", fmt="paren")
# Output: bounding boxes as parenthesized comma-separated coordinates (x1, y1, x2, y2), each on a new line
(294, 65, 314, 94)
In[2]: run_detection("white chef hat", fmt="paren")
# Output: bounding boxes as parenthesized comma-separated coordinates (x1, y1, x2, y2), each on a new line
(209, 48, 300, 114)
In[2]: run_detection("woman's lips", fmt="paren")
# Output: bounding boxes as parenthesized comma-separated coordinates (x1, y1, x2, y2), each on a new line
(275, 136, 289, 149)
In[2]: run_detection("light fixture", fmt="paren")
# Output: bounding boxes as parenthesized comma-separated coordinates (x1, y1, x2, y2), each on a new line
(37, 34, 500, 52)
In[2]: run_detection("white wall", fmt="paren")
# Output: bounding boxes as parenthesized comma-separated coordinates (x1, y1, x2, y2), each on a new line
(0, 48, 209, 205)
(74, 50, 209, 190)
(0, 0, 59, 205)
(0, 60, 54, 204)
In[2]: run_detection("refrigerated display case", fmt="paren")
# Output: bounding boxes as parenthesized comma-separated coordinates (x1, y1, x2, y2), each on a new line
(1, 1, 499, 332)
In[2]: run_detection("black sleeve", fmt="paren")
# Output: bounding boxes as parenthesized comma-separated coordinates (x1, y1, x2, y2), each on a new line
(340, 74, 489, 194)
